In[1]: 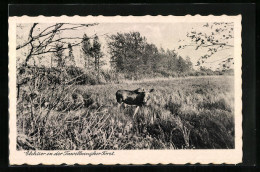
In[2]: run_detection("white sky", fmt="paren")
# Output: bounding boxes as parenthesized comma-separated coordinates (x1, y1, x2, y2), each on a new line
(16, 23, 234, 70)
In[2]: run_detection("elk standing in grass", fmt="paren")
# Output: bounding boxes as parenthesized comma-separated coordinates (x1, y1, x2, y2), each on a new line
(116, 88, 155, 118)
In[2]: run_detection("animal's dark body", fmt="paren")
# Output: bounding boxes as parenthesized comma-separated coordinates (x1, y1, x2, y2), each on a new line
(116, 90, 147, 106)
(116, 88, 154, 117)
(116, 88, 154, 106)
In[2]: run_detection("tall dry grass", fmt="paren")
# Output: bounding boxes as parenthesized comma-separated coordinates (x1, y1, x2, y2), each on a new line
(17, 76, 234, 150)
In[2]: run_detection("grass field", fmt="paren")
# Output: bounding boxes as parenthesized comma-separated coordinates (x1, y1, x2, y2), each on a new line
(17, 75, 234, 150)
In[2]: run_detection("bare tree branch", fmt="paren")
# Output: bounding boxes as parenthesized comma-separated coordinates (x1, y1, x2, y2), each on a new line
(17, 23, 99, 66)
(16, 23, 98, 50)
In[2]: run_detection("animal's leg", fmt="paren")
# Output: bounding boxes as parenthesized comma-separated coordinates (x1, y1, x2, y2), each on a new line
(118, 102, 124, 112)
(117, 103, 121, 111)
(133, 106, 140, 118)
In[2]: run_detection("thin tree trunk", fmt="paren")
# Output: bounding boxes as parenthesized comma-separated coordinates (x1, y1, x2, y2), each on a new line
(97, 55, 100, 83)
(95, 55, 97, 71)
(88, 55, 90, 69)
(84, 57, 87, 68)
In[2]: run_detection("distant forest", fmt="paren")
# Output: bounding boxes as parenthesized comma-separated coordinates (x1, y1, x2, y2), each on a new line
(17, 23, 234, 86)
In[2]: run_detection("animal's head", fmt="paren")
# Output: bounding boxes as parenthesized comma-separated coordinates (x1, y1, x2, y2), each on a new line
(140, 89, 155, 105)
(134, 88, 145, 93)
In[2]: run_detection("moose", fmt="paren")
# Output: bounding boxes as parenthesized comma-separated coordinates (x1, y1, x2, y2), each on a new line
(116, 88, 155, 118)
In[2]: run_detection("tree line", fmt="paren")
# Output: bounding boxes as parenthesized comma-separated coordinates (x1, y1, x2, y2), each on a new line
(17, 23, 234, 87)
(48, 30, 194, 81)
(107, 32, 193, 79)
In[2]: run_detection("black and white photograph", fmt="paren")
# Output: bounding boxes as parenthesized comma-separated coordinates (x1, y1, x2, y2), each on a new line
(9, 15, 242, 165)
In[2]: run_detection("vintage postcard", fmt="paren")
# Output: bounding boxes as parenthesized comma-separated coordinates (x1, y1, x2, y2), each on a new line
(9, 15, 242, 165)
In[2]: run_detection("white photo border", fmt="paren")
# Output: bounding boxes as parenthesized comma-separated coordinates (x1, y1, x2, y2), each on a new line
(9, 15, 242, 165)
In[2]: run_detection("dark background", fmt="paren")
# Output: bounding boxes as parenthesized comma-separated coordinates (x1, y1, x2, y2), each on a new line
(1, 1, 257, 171)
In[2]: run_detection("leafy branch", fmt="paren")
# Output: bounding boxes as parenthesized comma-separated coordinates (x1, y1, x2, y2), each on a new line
(179, 22, 234, 67)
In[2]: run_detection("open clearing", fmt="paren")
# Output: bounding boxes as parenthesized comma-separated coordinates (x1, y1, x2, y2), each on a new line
(17, 75, 234, 150)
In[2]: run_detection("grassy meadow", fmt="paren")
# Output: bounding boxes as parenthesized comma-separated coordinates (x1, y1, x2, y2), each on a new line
(17, 75, 234, 150)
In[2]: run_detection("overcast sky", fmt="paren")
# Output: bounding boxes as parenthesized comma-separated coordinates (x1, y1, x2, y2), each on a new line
(17, 23, 234, 70)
